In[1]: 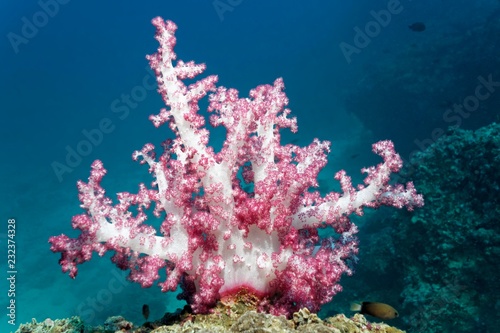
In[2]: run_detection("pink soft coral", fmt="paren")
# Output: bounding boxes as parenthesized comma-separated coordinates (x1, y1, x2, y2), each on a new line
(49, 17, 423, 316)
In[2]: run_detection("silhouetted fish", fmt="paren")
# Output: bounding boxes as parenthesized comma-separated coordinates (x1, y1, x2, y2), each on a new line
(142, 304, 150, 320)
(351, 302, 399, 320)
(409, 22, 426, 32)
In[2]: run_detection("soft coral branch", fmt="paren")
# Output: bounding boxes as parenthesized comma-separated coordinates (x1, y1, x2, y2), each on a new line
(50, 17, 423, 316)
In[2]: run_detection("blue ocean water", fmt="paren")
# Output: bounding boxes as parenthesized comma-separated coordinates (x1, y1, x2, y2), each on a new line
(1, 0, 499, 332)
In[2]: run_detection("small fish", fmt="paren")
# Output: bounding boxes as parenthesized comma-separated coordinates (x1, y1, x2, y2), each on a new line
(409, 22, 426, 32)
(351, 302, 399, 320)
(142, 304, 150, 320)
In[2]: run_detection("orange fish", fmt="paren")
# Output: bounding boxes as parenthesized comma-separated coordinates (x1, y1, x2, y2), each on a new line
(351, 302, 399, 320)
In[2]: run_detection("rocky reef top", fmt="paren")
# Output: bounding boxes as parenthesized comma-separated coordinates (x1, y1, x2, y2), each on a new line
(14, 292, 405, 333)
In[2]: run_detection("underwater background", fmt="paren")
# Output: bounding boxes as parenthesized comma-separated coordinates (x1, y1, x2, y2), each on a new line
(1, 0, 499, 332)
